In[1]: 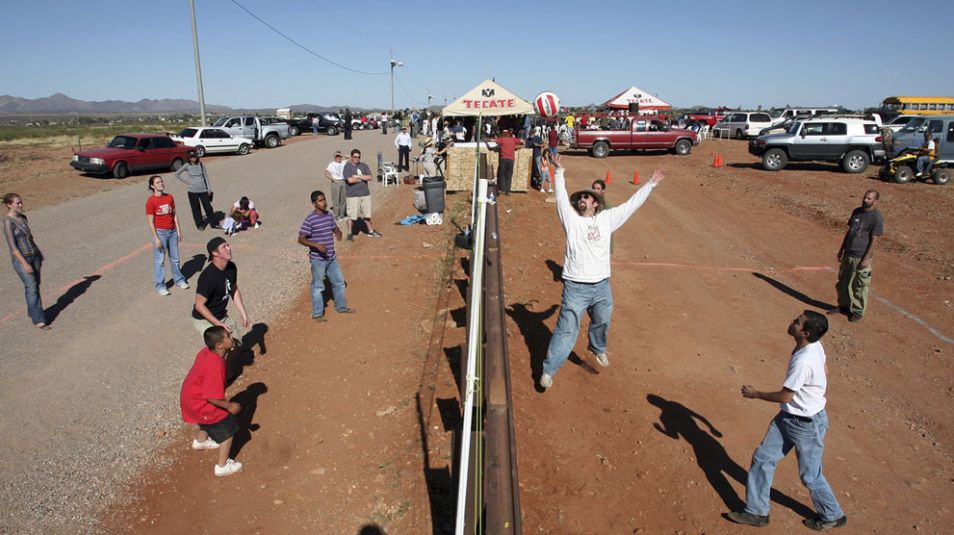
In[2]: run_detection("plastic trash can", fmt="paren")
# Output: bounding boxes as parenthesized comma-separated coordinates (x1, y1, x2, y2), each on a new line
(422, 176, 445, 213)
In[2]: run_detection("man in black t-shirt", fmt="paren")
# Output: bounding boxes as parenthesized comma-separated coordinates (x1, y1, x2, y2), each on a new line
(830, 190, 884, 322)
(192, 237, 250, 342)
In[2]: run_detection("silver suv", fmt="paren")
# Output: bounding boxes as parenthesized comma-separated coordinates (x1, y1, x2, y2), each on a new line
(748, 116, 885, 173)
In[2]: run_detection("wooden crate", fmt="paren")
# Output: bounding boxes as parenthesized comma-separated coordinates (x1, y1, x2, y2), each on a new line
(444, 146, 532, 192)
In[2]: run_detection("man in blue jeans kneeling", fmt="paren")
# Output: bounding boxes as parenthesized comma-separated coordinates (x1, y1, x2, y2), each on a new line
(298, 190, 356, 321)
(728, 311, 847, 531)
(539, 155, 664, 390)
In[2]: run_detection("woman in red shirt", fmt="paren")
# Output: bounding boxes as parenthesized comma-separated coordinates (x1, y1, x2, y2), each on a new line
(146, 175, 188, 296)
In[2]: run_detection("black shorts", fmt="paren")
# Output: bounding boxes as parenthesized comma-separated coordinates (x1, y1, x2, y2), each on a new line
(199, 412, 239, 443)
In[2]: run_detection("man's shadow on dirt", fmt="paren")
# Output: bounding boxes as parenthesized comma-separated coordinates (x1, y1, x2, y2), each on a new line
(179, 254, 206, 283)
(228, 382, 267, 458)
(45, 275, 100, 324)
(752, 273, 834, 311)
(226, 322, 268, 386)
(647, 394, 814, 519)
(506, 301, 597, 392)
(545, 260, 563, 282)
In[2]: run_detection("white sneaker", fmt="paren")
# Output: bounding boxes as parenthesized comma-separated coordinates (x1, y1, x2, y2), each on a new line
(176, 281, 190, 290)
(548, 188, 554, 193)
(192, 437, 220, 450)
(540, 373, 553, 389)
(156, 288, 171, 296)
(253, 222, 261, 229)
(593, 351, 610, 367)
(214, 458, 243, 477)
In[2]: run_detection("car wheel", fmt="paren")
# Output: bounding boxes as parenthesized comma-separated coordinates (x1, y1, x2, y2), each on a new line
(591, 141, 610, 158)
(762, 148, 787, 171)
(264, 134, 280, 148)
(237, 143, 250, 155)
(674, 139, 692, 155)
(112, 161, 129, 179)
(932, 169, 950, 185)
(170, 158, 184, 172)
(326, 126, 338, 136)
(735, 129, 745, 139)
(893, 165, 914, 184)
(841, 150, 869, 173)
(195, 145, 206, 158)
(289, 126, 300, 137)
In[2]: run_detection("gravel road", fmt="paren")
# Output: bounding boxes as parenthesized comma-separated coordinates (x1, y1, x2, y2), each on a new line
(0, 131, 407, 533)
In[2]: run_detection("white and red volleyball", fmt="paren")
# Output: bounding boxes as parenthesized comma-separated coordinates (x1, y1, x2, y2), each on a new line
(534, 91, 560, 118)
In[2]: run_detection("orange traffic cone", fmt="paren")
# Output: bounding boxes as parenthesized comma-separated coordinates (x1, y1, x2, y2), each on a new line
(605, 169, 613, 184)
(712, 153, 724, 168)
(632, 168, 640, 185)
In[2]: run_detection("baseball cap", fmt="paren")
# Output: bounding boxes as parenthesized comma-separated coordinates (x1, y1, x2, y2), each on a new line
(206, 237, 227, 256)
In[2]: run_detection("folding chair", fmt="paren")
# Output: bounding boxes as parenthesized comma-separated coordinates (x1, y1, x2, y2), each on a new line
(376, 151, 399, 187)
(700, 124, 711, 140)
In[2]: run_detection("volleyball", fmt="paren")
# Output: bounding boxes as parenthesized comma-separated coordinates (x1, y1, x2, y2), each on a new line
(534, 91, 560, 117)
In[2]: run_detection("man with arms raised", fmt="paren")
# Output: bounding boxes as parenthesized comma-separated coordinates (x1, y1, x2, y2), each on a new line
(539, 155, 664, 390)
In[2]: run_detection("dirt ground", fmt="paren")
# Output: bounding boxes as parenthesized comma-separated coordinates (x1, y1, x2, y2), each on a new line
(25, 134, 949, 533)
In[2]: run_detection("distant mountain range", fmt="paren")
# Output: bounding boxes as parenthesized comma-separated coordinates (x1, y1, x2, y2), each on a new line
(0, 93, 233, 114)
(0, 94, 376, 115)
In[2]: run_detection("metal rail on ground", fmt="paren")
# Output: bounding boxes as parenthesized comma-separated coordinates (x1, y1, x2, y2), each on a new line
(455, 181, 522, 534)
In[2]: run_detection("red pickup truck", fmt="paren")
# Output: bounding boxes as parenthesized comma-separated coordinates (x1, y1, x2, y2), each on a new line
(687, 107, 732, 127)
(572, 116, 698, 158)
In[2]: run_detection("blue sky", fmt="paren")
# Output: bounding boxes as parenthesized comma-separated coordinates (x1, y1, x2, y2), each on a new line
(2, 0, 952, 111)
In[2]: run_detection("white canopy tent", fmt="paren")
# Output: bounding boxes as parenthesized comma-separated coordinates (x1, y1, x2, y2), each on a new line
(603, 85, 672, 112)
(442, 79, 535, 116)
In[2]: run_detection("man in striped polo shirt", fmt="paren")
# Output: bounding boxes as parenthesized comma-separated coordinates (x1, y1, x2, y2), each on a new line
(298, 190, 355, 321)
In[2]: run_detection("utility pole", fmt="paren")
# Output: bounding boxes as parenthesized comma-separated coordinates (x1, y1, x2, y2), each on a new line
(389, 51, 403, 126)
(189, 0, 207, 126)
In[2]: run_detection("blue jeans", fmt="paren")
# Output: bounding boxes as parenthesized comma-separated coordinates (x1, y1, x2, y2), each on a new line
(745, 410, 844, 521)
(543, 279, 613, 376)
(916, 155, 933, 175)
(153, 229, 185, 290)
(12, 255, 45, 325)
(310, 256, 347, 317)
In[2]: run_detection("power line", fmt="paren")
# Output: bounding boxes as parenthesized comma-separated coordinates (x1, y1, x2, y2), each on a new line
(393, 72, 424, 107)
(228, 0, 388, 76)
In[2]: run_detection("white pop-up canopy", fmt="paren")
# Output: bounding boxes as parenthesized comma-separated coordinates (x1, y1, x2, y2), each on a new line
(442, 79, 535, 116)
(603, 85, 672, 111)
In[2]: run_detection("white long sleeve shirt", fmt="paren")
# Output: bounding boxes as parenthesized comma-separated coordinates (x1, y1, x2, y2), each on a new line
(554, 168, 657, 283)
(394, 132, 412, 148)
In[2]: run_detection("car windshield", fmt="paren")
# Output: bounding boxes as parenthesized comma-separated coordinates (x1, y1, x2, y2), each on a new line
(788, 122, 802, 135)
(179, 128, 199, 137)
(898, 118, 927, 132)
(770, 109, 786, 119)
(212, 117, 228, 127)
(107, 136, 138, 149)
(888, 116, 912, 126)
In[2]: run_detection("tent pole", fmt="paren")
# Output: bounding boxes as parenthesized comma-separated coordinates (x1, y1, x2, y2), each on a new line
(469, 112, 484, 229)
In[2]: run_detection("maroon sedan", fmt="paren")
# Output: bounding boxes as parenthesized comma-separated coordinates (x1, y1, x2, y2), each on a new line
(71, 133, 190, 178)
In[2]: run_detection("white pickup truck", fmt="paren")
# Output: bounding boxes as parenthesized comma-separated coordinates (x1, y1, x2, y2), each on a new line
(211, 116, 290, 148)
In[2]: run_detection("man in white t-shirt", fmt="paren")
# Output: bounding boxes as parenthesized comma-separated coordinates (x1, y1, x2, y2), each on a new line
(728, 311, 847, 531)
(324, 152, 347, 220)
(539, 155, 664, 390)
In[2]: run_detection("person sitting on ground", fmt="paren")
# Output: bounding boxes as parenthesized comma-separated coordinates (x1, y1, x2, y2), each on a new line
(179, 325, 244, 477)
(222, 196, 260, 236)
(916, 131, 936, 178)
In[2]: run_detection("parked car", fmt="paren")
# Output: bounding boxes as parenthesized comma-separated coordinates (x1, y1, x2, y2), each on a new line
(170, 127, 253, 157)
(768, 107, 839, 123)
(686, 107, 733, 127)
(887, 115, 953, 156)
(571, 116, 698, 157)
(70, 133, 189, 178)
(881, 114, 920, 132)
(285, 113, 344, 136)
(714, 111, 774, 139)
(211, 116, 289, 148)
(748, 117, 885, 173)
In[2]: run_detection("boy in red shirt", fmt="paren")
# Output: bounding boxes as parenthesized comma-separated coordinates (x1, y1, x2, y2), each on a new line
(180, 325, 244, 477)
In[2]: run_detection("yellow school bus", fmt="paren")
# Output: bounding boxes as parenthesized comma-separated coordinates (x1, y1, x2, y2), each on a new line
(881, 96, 954, 117)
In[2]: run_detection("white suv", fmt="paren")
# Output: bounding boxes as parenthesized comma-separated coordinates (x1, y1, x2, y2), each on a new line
(749, 116, 885, 173)
(714, 111, 774, 139)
